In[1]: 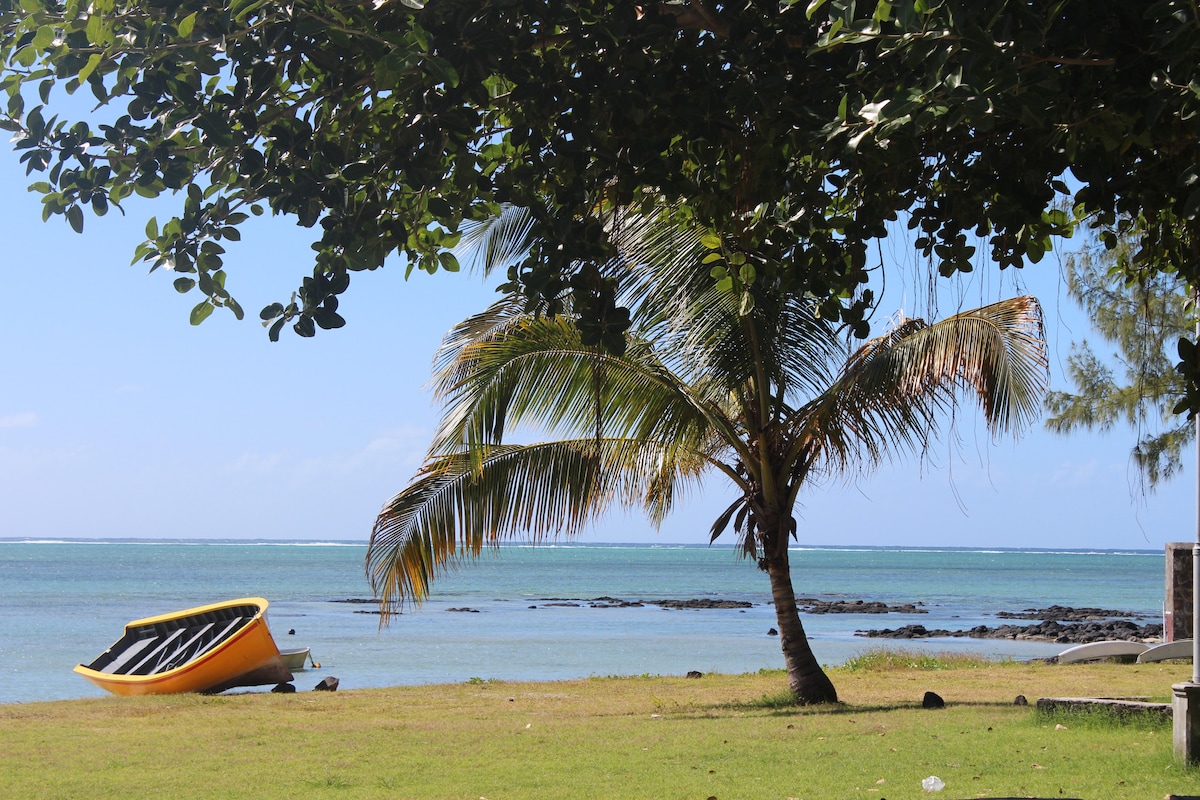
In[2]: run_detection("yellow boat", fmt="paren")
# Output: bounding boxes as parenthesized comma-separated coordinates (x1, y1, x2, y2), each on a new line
(74, 597, 293, 696)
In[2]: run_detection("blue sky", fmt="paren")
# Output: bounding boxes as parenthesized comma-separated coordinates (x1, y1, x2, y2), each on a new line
(0, 152, 1193, 552)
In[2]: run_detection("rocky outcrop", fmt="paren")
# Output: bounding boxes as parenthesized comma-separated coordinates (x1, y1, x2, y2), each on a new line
(529, 596, 753, 609)
(996, 605, 1143, 621)
(798, 598, 927, 614)
(857, 619, 1162, 644)
(650, 599, 753, 610)
(588, 597, 645, 608)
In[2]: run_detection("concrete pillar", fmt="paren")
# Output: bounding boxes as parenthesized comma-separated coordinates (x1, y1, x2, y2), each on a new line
(1173, 682, 1200, 763)
(1166, 543, 1195, 642)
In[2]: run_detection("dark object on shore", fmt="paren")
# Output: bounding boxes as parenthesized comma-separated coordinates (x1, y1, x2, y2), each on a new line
(271, 682, 296, 693)
(447, 607, 480, 613)
(767, 628, 778, 636)
(1014, 695, 1028, 706)
(330, 598, 382, 604)
(314, 676, 339, 692)
(798, 598, 927, 615)
(686, 671, 703, 679)
(922, 691, 945, 709)
(856, 618, 1162, 644)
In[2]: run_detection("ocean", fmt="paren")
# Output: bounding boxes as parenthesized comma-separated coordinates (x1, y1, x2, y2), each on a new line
(0, 540, 1167, 705)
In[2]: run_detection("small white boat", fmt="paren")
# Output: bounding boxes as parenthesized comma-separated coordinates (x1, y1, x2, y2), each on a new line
(279, 647, 311, 671)
(1056, 640, 1149, 664)
(1136, 639, 1194, 663)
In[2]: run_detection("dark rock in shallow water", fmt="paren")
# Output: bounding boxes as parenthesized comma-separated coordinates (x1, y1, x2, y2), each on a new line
(330, 598, 382, 604)
(314, 676, 339, 692)
(767, 628, 779, 636)
(798, 598, 927, 615)
(860, 624, 940, 639)
(857, 619, 1162, 643)
(532, 596, 752, 609)
(996, 604, 1143, 621)
(922, 691, 945, 709)
(651, 598, 753, 610)
(589, 597, 644, 608)
(446, 607, 480, 613)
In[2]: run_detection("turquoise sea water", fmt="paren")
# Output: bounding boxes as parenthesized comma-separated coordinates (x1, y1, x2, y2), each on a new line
(0, 540, 1166, 704)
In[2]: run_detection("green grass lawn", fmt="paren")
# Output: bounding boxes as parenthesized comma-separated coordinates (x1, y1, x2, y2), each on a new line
(2, 653, 1197, 799)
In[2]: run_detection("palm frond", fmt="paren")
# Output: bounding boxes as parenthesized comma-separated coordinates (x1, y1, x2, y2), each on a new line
(605, 210, 843, 406)
(367, 438, 708, 618)
(459, 204, 536, 276)
(786, 296, 1048, 483)
(429, 312, 746, 469)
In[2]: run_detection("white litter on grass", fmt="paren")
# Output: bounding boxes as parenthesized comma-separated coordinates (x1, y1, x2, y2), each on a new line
(921, 775, 946, 792)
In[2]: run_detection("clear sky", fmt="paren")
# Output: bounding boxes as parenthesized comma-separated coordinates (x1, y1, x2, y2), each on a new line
(0, 152, 1192, 552)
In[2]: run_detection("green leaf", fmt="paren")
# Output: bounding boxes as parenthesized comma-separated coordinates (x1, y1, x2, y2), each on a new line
(806, 0, 829, 18)
(189, 301, 214, 325)
(229, 0, 268, 23)
(423, 57, 460, 88)
(177, 12, 197, 38)
(260, 302, 285, 321)
(293, 316, 316, 337)
(77, 54, 102, 85)
(314, 307, 347, 329)
(66, 205, 83, 233)
(700, 233, 722, 250)
(173, 277, 196, 293)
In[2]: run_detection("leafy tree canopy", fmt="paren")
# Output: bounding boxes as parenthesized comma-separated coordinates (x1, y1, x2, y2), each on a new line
(2, 1, 1199, 394)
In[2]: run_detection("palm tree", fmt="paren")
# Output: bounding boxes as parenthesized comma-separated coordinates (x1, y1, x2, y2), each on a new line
(366, 216, 1049, 704)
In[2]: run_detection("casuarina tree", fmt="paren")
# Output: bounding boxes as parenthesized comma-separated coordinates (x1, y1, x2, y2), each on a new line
(1045, 217, 1194, 489)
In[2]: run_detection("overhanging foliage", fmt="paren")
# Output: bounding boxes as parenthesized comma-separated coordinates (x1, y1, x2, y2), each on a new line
(1, 1, 1198, 402)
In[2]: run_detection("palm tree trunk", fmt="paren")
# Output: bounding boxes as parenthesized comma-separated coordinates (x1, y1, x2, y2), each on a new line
(763, 543, 838, 704)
